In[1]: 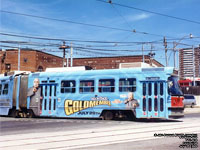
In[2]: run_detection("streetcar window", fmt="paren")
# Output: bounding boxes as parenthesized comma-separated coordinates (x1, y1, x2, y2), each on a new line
(168, 76, 183, 96)
(119, 78, 136, 92)
(148, 83, 152, 96)
(45, 86, 47, 96)
(79, 80, 94, 93)
(143, 83, 146, 96)
(50, 86, 52, 96)
(49, 99, 51, 110)
(160, 83, 163, 95)
(0, 84, 2, 95)
(54, 86, 57, 96)
(3, 84, 8, 95)
(53, 99, 56, 110)
(44, 99, 47, 110)
(148, 98, 152, 112)
(61, 80, 76, 93)
(154, 98, 158, 111)
(160, 98, 164, 112)
(154, 83, 158, 95)
(99, 79, 115, 92)
(143, 98, 146, 111)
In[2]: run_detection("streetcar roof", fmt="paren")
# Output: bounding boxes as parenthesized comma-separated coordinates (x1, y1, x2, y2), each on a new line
(29, 67, 174, 78)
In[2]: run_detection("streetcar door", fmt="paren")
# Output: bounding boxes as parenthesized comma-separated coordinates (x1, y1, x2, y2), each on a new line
(142, 81, 166, 118)
(40, 82, 57, 116)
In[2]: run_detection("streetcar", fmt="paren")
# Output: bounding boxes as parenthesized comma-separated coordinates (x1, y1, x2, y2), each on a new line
(0, 67, 184, 120)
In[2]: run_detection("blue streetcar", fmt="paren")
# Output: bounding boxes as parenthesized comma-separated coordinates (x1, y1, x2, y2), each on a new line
(0, 67, 184, 120)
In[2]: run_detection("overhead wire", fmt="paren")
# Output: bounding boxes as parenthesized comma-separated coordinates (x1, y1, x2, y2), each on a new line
(97, 0, 200, 25)
(0, 10, 172, 38)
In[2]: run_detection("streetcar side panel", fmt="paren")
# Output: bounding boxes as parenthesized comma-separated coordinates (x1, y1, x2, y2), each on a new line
(0, 76, 14, 115)
(26, 67, 184, 119)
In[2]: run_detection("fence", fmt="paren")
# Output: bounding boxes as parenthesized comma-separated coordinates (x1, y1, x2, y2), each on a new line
(181, 86, 200, 95)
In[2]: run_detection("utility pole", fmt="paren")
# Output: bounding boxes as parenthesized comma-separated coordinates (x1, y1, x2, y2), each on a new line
(149, 44, 155, 66)
(173, 42, 176, 69)
(163, 37, 168, 67)
(142, 43, 144, 63)
(70, 43, 73, 67)
(18, 45, 20, 71)
(59, 41, 69, 67)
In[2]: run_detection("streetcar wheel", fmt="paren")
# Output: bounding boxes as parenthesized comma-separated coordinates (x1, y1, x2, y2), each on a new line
(11, 110, 19, 118)
(103, 111, 114, 120)
(27, 110, 34, 118)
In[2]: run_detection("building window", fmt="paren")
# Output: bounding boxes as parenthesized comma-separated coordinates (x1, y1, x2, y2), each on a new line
(24, 58, 28, 63)
(5, 64, 11, 71)
(61, 80, 76, 93)
(38, 66, 44, 72)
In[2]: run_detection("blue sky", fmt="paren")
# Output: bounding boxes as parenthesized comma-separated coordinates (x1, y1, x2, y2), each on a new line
(0, 0, 200, 67)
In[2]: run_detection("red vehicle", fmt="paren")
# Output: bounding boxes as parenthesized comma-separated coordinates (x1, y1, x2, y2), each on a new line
(179, 79, 192, 87)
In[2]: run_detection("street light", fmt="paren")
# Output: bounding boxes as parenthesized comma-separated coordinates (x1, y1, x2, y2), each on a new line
(173, 34, 193, 69)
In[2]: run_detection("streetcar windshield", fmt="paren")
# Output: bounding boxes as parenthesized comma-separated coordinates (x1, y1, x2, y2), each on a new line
(168, 76, 183, 96)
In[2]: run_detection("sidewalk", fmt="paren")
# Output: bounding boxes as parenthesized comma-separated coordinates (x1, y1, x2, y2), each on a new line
(184, 107, 200, 114)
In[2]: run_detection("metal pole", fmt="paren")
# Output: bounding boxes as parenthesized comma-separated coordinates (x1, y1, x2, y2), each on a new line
(163, 37, 168, 67)
(18, 45, 20, 71)
(142, 44, 144, 63)
(63, 48, 65, 67)
(67, 53, 69, 67)
(70, 43, 73, 67)
(59, 41, 69, 67)
(173, 42, 176, 69)
(192, 46, 195, 86)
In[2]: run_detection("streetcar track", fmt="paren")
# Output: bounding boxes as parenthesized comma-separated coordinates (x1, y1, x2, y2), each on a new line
(0, 120, 185, 142)
(0, 123, 199, 149)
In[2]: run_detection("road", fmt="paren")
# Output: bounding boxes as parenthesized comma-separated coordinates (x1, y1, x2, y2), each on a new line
(0, 113, 200, 150)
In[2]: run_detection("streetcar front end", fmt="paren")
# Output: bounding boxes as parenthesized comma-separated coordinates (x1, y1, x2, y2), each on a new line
(168, 76, 184, 119)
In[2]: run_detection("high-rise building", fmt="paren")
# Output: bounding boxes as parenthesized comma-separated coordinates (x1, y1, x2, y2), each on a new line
(179, 47, 200, 79)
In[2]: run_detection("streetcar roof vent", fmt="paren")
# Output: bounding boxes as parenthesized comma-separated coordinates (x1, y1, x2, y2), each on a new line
(119, 62, 153, 69)
(142, 68, 164, 72)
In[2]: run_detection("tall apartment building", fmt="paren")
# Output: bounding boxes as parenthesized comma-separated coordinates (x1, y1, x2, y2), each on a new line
(179, 47, 200, 79)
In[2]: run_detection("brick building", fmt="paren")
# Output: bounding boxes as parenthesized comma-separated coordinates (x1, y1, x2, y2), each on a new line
(0, 49, 63, 74)
(72, 55, 163, 69)
(0, 49, 163, 74)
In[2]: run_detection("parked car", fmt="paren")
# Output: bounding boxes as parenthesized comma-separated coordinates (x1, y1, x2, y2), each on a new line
(183, 95, 196, 108)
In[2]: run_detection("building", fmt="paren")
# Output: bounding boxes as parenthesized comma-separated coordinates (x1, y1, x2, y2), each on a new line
(72, 55, 163, 70)
(0, 49, 63, 74)
(0, 49, 163, 74)
(179, 47, 200, 79)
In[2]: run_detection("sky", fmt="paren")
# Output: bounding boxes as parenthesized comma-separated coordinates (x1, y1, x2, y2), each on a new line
(0, 0, 200, 67)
